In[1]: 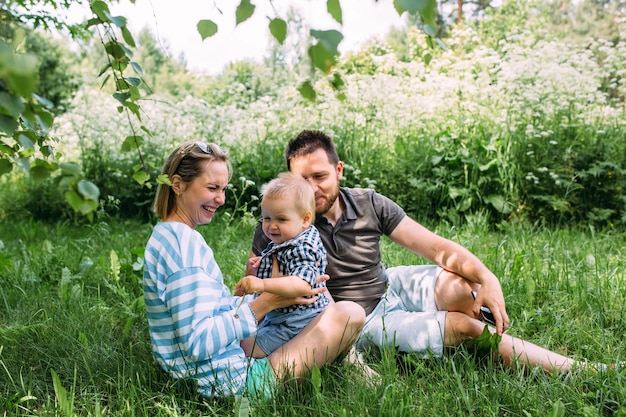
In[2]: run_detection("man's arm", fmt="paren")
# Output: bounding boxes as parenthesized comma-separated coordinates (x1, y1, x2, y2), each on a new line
(388, 216, 507, 328)
(389, 217, 499, 284)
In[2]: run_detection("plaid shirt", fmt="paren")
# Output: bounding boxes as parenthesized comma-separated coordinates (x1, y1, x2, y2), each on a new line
(257, 225, 329, 314)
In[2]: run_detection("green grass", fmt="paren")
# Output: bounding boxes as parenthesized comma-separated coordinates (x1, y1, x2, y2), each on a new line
(1, 217, 625, 416)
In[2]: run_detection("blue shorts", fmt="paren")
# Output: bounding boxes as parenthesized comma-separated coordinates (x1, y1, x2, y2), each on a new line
(247, 358, 276, 401)
(255, 306, 324, 355)
(356, 265, 446, 358)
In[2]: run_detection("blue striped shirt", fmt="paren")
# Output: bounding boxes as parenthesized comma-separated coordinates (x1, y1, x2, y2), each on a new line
(143, 222, 257, 397)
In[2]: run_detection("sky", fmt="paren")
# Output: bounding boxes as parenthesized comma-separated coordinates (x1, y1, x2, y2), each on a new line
(68, 0, 406, 74)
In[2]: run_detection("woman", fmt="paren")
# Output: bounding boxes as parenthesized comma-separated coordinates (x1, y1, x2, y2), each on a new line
(143, 141, 365, 400)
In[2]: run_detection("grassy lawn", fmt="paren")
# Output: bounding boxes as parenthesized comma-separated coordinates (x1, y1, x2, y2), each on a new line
(1, 217, 625, 416)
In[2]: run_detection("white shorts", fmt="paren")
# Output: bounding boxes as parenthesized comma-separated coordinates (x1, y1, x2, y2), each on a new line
(356, 265, 446, 358)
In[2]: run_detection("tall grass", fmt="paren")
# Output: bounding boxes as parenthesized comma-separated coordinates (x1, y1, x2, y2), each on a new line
(1, 216, 625, 416)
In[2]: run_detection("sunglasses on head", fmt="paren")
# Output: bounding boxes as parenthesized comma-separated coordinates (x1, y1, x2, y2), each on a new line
(172, 142, 214, 175)
(180, 141, 212, 156)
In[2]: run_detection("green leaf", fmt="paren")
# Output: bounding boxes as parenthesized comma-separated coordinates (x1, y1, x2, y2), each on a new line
(0, 158, 12, 175)
(478, 158, 498, 171)
(34, 109, 54, 134)
(235, 395, 250, 417)
(133, 168, 150, 185)
(423, 24, 437, 37)
(484, 195, 511, 214)
(327, 0, 343, 24)
(51, 369, 73, 416)
(393, 0, 406, 14)
(7, 53, 39, 96)
(124, 77, 141, 86)
(78, 180, 100, 201)
(0, 92, 25, 116)
(311, 366, 322, 394)
(129, 85, 141, 100)
(104, 11, 127, 28)
(140, 125, 153, 136)
(121, 135, 143, 152)
(269, 18, 287, 44)
(236, 0, 256, 25)
(126, 102, 141, 119)
(64, 190, 83, 212)
(85, 17, 101, 28)
(549, 400, 566, 417)
(0, 114, 18, 136)
(121, 27, 136, 47)
(18, 134, 34, 150)
(420, 0, 438, 24)
(396, 0, 427, 14)
(104, 41, 126, 60)
(60, 162, 81, 177)
(308, 43, 335, 73)
(97, 63, 110, 77)
(30, 164, 52, 182)
(32, 94, 54, 109)
(464, 325, 502, 359)
(310, 29, 343, 55)
(197, 20, 218, 40)
(156, 174, 172, 186)
(90, 1, 111, 22)
(113, 91, 130, 105)
(130, 61, 143, 76)
(297, 80, 317, 101)
(65, 190, 98, 215)
(329, 72, 344, 90)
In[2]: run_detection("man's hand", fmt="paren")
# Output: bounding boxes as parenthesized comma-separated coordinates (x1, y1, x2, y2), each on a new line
(234, 275, 265, 296)
(473, 280, 509, 335)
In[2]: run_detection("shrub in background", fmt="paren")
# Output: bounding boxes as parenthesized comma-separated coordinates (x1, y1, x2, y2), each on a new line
(33, 14, 626, 228)
(80, 139, 166, 221)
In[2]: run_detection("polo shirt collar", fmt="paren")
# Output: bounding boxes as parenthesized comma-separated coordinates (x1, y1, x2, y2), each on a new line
(339, 187, 360, 220)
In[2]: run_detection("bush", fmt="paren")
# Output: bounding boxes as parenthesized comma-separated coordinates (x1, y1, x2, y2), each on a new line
(80, 139, 167, 221)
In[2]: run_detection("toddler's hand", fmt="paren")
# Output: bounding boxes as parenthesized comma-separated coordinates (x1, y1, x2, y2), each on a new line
(248, 256, 261, 273)
(235, 275, 265, 295)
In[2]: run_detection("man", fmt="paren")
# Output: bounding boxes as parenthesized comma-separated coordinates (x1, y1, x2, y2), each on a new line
(249, 129, 584, 372)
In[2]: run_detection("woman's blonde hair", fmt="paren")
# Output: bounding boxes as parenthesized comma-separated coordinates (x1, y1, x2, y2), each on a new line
(261, 172, 315, 220)
(152, 141, 231, 218)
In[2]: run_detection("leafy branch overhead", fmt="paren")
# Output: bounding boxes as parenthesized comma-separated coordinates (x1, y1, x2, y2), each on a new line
(197, 0, 442, 100)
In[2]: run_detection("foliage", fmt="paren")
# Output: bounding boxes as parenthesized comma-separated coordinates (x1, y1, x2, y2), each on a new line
(0, 2, 98, 218)
(1, 0, 440, 220)
(3, 0, 626, 228)
(30, 9, 623, 228)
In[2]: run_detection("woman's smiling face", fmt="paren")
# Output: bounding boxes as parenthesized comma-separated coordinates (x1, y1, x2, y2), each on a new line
(175, 160, 229, 228)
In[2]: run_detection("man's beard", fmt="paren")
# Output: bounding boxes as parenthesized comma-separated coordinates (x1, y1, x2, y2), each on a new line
(316, 186, 339, 215)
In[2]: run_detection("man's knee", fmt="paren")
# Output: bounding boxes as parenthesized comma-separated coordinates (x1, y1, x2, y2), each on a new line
(435, 270, 477, 313)
(445, 312, 486, 345)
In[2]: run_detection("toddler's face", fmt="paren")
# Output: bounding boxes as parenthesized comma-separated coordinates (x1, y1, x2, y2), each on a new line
(261, 196, 310, 244)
